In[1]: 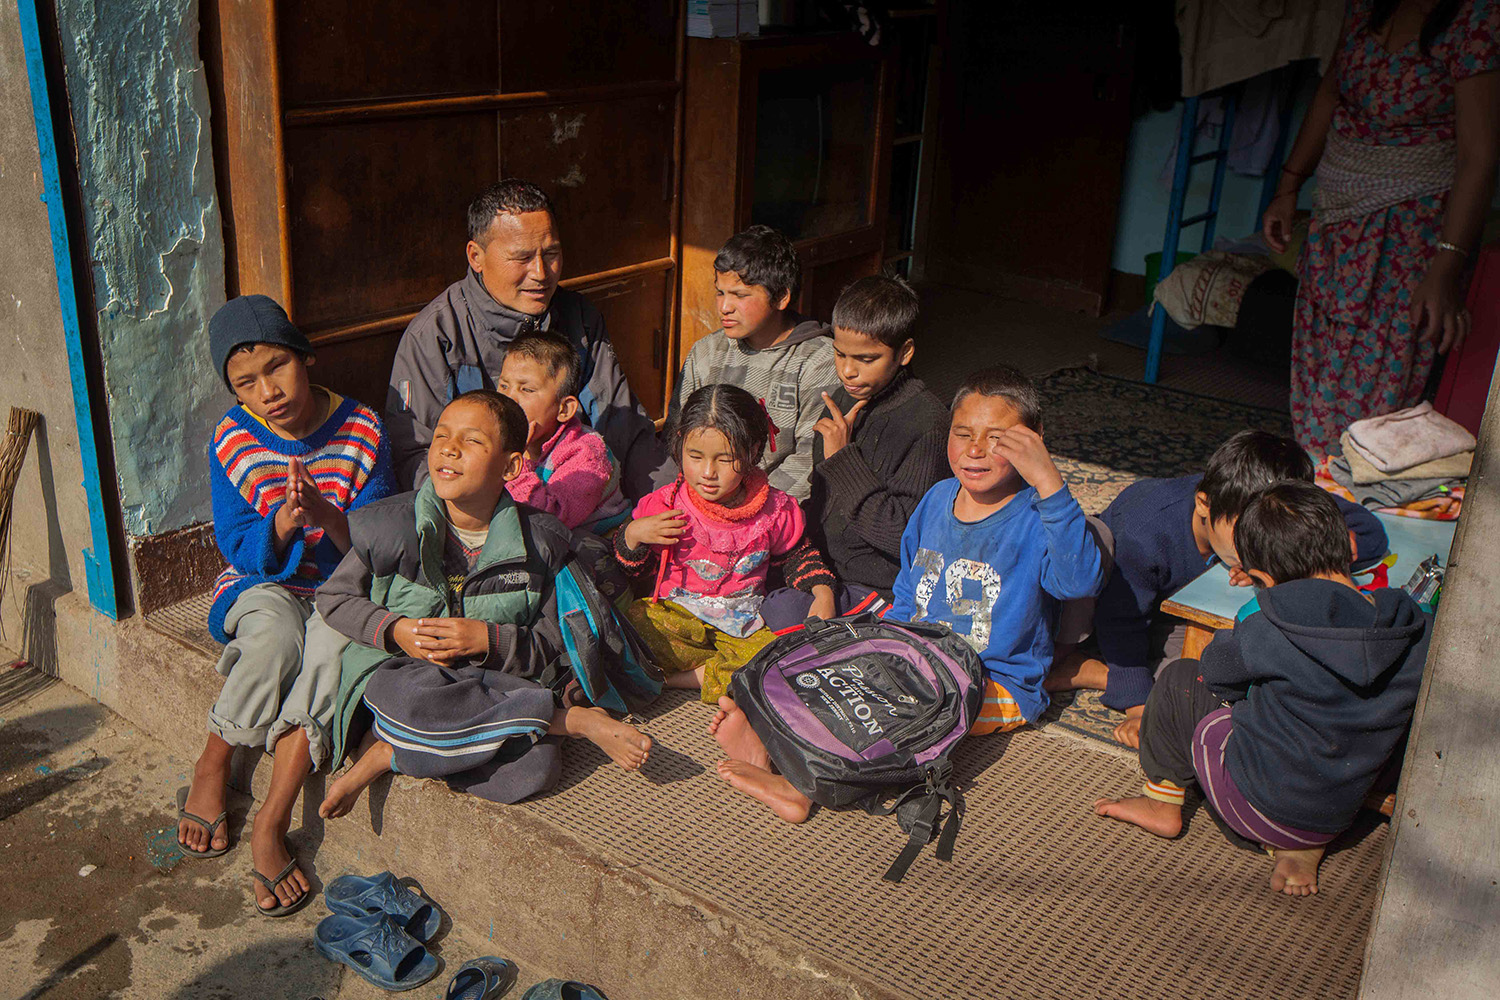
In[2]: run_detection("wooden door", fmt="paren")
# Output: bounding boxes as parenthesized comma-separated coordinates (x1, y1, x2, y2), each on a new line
(925, 8, 1134, 315)
(205, 0, 683, 417)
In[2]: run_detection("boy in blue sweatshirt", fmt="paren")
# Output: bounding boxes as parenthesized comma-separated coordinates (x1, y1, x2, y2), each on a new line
(180, 295, 394, 917)
(1095, 481, 1429, 897)
(1047, 430, 1387, 746)
(890, 365, 1107, 733)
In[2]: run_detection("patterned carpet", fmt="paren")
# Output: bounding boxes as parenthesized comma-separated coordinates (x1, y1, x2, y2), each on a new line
(1032, 366, 1291, 750)
(1039, 366, 1293, 517)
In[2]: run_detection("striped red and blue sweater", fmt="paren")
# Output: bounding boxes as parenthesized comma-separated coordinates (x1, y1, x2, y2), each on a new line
(208, 394, 394, 641)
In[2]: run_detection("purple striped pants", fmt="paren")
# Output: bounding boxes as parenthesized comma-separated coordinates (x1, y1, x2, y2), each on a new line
(1192, 708, 1337, 851)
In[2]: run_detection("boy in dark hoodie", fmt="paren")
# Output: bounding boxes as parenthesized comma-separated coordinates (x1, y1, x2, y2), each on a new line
(1048, 429, 1388, 747)
(668, 225, 836, 501)
(760, 274, 948, 627)
(1094, 481, 1430, 897)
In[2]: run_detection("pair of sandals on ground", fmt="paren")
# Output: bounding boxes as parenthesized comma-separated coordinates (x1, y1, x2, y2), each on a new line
(315, 871, 608, 997)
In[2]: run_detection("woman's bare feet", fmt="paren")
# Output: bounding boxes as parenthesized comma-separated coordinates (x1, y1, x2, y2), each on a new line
(319, 738, 394, 819)
(560, 706, 652, 771)
(1093, 794, 1184, 838)
(249, 805, 309, 911)
(716, 760, 812, 823)
(1269, 846, 1325, 896)
(1113, 706, 1144, 748)
(1044, 651, 1108, 694)
(709, 697, 770, 770)
(179, 738, 233, 854)
(663, 665, 706, 691)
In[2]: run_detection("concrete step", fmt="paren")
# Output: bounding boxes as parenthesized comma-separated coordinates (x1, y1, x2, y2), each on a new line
(52, 591, 1392, 1000)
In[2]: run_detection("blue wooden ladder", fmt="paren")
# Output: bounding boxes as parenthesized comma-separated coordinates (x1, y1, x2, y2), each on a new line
(1143, 89, 1239, 384)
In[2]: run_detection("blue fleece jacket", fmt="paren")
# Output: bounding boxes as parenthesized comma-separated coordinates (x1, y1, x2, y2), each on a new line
(891, 479, 1107, 722)
(1201, 580, 1430, 833)
(1093, 474, 1388, 710)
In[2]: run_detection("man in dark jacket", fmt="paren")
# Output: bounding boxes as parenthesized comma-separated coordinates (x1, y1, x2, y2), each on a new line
(385, 179, 665, 496)
(1094, 481, 1430, 898)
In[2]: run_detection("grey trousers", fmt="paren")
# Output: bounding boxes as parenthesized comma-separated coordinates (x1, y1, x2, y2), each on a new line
(208, 583, 348, 770)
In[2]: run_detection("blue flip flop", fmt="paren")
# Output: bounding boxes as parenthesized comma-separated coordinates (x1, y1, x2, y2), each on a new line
(443, 956, 517, 1000)
(520, 980, 611, 1000)
(325, 871, 445, 942)
(314, 912, 440, 992)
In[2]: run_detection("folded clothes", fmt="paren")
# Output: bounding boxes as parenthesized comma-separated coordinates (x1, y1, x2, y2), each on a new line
(1317, 469, 1464, 521)
(1327, 456, 1462, 510)
(1345, 402, 1476, 474)
(1340, 432, 1472, 484)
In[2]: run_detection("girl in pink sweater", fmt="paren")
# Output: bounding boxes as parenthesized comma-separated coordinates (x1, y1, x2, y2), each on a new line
(616, 384, 833, 701)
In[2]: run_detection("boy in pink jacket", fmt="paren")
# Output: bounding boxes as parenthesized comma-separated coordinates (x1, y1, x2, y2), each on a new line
(497, 330, 631, 533)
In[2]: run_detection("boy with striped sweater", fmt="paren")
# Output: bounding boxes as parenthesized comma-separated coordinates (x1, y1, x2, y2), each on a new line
(178, 295, 393, 917)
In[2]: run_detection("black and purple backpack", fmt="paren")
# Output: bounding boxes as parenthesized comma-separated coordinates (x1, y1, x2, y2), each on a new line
(727, 613, 985, 881)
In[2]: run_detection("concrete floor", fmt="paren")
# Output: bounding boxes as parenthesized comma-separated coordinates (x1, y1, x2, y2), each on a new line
(0, 657, 568, 1000)
(909, 281, 1292, 413)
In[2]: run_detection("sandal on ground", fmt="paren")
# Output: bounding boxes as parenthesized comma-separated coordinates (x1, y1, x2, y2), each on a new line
(520, 980, 612, 1000)
(314, 912, 440, 992)
(175, 785, 231, 859)
(444, 956, 517, 1000)
(252, 858, 314, 918)
(325, 871, 445, 942)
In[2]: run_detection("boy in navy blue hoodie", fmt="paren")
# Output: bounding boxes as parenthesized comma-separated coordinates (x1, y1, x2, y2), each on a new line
(1048, 430, 1388, 746)
(1094, 481, 1430, 897)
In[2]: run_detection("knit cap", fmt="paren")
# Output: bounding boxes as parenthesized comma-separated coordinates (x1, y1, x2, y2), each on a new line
(209, 294, 315, 388)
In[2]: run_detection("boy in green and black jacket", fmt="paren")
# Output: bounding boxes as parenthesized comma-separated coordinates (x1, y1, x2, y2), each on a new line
(315, 390, 658, 816)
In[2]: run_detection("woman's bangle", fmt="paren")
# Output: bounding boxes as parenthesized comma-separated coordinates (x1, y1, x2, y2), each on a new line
(1437, 241, 1470, 259)
(1281, 165, 1312, 178)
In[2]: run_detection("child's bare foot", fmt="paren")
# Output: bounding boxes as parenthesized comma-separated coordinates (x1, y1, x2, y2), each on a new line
(716, 759, 812, 824)
(179, 755, 232, 854)
(1113, 706, 1144, 748)
(566, 706, 651, 771)
(1044, 651, 1108, 693)
(249, 810, 309, 911)
(709, 697, 770, 770)
(319, 739, 394, 819)
(663, 665, 706, 691)
(1269, 846, 1325, 897)
(1093, 794, 1183, 838)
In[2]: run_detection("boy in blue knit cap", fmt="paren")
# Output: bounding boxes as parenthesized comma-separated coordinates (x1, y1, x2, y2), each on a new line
(175, 294, 393, 917)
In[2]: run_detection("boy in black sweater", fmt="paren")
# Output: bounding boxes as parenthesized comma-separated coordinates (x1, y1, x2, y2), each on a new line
(760, 276, 948, 628)
(1094, 481, 1430, 897)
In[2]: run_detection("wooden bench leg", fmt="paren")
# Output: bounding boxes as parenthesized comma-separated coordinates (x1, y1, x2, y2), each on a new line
(1181, 623, 1216, 660)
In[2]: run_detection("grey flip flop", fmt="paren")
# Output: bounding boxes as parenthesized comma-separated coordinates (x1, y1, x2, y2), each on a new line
(175, 785, 231, 858)
(253, 858, 314, 918)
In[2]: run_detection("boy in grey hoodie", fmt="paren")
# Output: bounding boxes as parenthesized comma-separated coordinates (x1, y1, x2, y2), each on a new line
(668, 226, 836, 501)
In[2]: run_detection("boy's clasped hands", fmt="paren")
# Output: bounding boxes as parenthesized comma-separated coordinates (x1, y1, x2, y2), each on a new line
(275, 456, 351, 552)
(392, 616, 490, 665)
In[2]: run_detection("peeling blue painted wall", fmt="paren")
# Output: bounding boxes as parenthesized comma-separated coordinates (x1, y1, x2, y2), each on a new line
(55, 0, 225, 536)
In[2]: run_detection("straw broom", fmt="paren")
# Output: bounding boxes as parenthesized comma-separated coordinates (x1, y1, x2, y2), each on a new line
(0, 407, 41, 611)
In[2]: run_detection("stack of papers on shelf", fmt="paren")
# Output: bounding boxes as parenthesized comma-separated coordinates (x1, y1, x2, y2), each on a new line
(687, 0, 759, 38)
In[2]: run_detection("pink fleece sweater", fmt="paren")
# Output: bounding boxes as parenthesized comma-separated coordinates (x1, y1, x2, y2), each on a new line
(506, 417, 629, 532)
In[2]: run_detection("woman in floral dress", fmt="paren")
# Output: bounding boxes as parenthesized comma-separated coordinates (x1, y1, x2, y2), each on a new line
(1264, 0, 1500, 456)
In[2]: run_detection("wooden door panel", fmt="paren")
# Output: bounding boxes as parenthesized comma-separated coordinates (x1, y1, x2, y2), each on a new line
(284, 113, 497, 329)
(575, 268, 671, 420)
(499, 95, 674, 279)
(278, 2, 498, 106)
(927, 10, 1133, 313)
(314, 331, 403, 417)
(500, 1, 677, 92)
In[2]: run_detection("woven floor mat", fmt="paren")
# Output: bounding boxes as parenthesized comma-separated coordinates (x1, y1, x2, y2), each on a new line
(525, 690, 1383, 1000)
